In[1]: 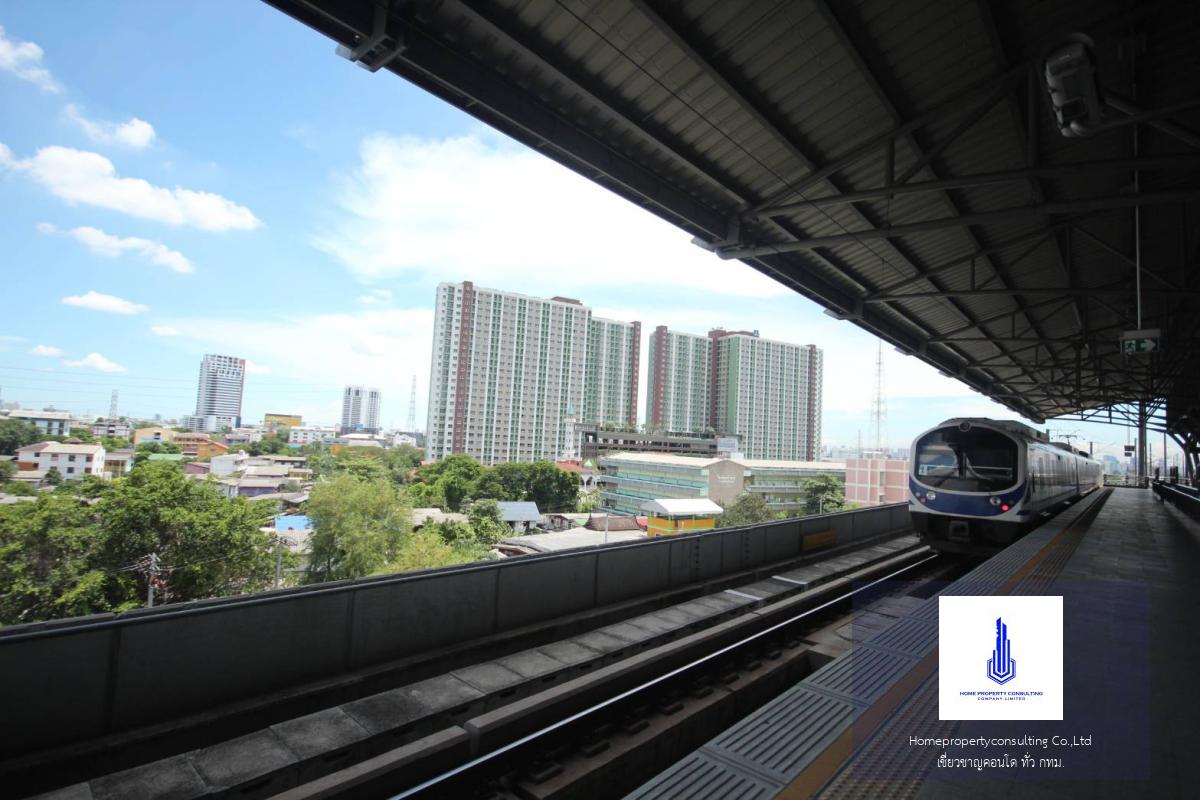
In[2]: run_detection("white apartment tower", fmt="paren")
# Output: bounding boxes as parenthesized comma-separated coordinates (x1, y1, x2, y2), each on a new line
(713, 332, 823, 461)
(185, 354, 244, 432)
(584, 317, 641, 428)
(646, 326, 711, 434)
(426, 282, 639, 465)
(341, 386, 382, 433)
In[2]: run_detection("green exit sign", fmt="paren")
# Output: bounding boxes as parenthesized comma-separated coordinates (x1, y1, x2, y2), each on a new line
(1121, 329, 1160, 355)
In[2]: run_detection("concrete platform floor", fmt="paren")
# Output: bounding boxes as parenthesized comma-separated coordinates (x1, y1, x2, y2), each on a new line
(828, 488, 1200, 800)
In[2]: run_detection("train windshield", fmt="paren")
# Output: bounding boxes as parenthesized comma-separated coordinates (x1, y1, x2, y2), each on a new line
(913, 427, 1018, 492)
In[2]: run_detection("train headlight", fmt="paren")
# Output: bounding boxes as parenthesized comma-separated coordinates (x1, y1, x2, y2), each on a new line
(926, 491, 936, 500)
(989, 497, 1001, 506)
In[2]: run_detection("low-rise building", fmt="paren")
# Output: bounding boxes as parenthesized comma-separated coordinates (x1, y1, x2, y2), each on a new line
(217, 476, 290, 498)
(103, 449, 135, 478)
(91, 418, 133, 440)
(15, 442, 105, 480)
(263, 414, 302, 432)
(496, 501, 542, 532)
(640, 498, 723, 537)
(133, 427, 175, 445)
(210, 452, 249, 477)
(288, 426, 338, 446)
(7, 409, 73, 437)
(182, 414, 239, 433)
(597, 452, 845, 516)
(844, 455, 910, 507)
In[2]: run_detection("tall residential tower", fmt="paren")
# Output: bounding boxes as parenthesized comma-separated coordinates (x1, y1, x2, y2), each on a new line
(425, 282, 639, 464)
(184, 354, 245, 432)
(341, 386, 382, 433)
(646, 328, 823, 460)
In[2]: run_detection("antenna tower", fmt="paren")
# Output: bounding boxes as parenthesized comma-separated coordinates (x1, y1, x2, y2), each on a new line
(109, 389, 119, 420)
(406, 375, 417, 432)
(870, 341, 888, 454)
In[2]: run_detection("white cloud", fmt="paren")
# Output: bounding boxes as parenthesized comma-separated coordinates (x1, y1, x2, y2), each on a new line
(314, 132, 786, 299)
(39, 222, 193, 273)
(0, 25, 60, 93)
(151, 325, 181, 337)
(64, 104, 156, 149)
(245, 360, 272, 375)
(62, 291, 148, 315)
(30, 344, 63, 357)
(63, 352, 126, 373)
(358, 288, 392, 306)
(2, 144, 260, 231)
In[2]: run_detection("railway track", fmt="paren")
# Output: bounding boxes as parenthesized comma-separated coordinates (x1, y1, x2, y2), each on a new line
(269, 544, 961, 800)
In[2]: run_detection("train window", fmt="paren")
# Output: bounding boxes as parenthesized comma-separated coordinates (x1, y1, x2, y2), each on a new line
(913, 427, 1018, 492)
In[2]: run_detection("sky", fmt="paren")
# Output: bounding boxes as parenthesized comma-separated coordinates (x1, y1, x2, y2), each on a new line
(0, 2, 1180, 467)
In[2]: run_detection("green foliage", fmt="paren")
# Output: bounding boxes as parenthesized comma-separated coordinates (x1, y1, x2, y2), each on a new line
(101, 437, 131, 451)
(800, 474, 845, 516)
(0, 494, 111, 624)
(576, 490, 601, 513)
(245, 433, 290, 456)
(387, 530, 462, 573)
(524, 460, 581, 513)
(44, 467, 63, 486)
(0, 461, 279, 625)
(98, 462, 278, 601)
(304, 473, 412, 583)
(0, 418, 42, 455)
(717, 493, 778, 528)
(466, 499, 508, 544)
(0, 460, 16, 482)
(381, 445, 423, 483)
(0, 480, 35, 496)
(135, 441, 182, 455)
(334, 451, 387, 482)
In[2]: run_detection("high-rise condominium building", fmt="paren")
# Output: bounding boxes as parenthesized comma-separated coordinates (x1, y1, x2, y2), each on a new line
(426, 282, 640, 465)
(713, 331, 823, 460)
(646, 328, 823, 460)
(646, 326, 711, 434)
(184, 354, 244, 432)
(341, 386, 382, 433)
(585, 317, 640, 428)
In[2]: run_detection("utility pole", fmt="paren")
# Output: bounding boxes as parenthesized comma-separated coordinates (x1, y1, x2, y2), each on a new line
(275, 535, 296, 589)
(145, 552, 161, 608)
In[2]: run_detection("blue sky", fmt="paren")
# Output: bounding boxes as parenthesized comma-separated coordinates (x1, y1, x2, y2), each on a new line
(0, 3, 1178, 467)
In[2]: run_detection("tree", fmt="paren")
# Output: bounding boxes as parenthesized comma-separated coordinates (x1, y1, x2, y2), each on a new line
(68, 428, 96, 443)
(525, 461, 579, 513)
(0, 494, 112, 624)
(576, 490, 601, 513)
(388, 530, 462, 573)
(800, 474, 845, 516)
(717, 493, 777, 528)
(0, 418, 42, 455)
(99, 461, 278, 601)
(44, 467, 63, 486)
(381, 445, 423, 484)
(304, 473, 412, 583)
(0, 460, 16, 482)
(466, 499, 509, 543)
(334, 451, 387, 482)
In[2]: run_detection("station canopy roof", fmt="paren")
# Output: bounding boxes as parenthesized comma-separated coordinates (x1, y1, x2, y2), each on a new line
(265, 0, 1200, 449)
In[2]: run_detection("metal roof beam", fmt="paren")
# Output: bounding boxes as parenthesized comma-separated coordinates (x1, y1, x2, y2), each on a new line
(747, 155, 1200, 219)
(720, 191, 1199, 259)
(868, 286, 1195, 303)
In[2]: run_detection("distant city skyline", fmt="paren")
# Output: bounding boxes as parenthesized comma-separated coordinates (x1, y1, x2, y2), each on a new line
(0, 4, 1181, 466)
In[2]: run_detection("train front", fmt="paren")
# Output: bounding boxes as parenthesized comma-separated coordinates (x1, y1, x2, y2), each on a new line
(908, 419, 1027, 554)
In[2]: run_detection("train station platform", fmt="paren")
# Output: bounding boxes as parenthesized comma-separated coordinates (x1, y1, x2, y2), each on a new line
(630, 487, 1200, 799)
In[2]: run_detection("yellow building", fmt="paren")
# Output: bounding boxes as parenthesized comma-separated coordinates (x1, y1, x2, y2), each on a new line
(263, 413, 302, 431)
(132, 427, 175, 445)
(640, 498, 724, 538)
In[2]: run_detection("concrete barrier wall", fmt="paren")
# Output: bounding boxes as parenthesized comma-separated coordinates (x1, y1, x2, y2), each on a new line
(0, 503, 909, 755)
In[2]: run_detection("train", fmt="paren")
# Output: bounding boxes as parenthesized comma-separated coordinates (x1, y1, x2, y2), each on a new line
(909, 417, 1102, 555)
